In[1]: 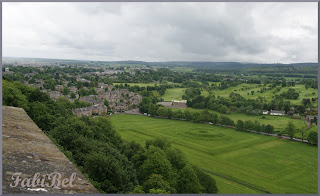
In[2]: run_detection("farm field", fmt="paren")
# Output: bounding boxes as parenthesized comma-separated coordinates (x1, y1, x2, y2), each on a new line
(170, 107, 309, 134)
(209, 84, 317, 105)
(161, 88, 186, 101)
(108, 114, 318, 194)
(171, 67, 195, 72)
(113, 82, 180, 87)
(113, 82, 158, 87)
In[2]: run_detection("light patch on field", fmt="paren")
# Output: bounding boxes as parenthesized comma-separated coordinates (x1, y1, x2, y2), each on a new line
(254, 140, 283, 150)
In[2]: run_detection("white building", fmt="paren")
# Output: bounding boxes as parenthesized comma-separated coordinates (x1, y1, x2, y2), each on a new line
(270, 110, 285, 116)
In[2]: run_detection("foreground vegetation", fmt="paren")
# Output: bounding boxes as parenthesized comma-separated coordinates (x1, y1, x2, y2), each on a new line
(109, 114, 318, 194)
(3, 78, 218, 194)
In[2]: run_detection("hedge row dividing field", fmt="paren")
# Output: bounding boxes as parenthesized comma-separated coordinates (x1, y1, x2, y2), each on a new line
(108, 114, 317, 194)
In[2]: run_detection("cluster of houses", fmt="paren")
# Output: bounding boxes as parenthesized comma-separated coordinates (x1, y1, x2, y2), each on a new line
(72, 104, 108, 117)
(13, 65, 144, 118)
(262, 110, 318, 122)
(157, 100, 187, 108)
(37, 82, 143, 117)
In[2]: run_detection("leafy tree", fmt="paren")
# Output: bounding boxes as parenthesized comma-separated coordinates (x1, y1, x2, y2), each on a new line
(244, 120, 254, 131)
(236, 120, 244, 131)
(184, 110, 192, 121)
(157, 107, 168, 117)
(146, 137, 171, 151)
(70, 92, 76, 99)
(308, 131, 318, 145)
(28, 88, 51, 103)
(121, 140, 143, 160)
(177, 165, 201, 193)
(88, 87, 97, 95)
(172, 110, 183, 119)
(211, 114, 219, 124)
(280, 88, 299, 99)
(285, 122, 296, 140)
(261, 124, 266, 132)
(104, 99, 109, 107)
(312, 116, 318, 125)
(265, 124, 274, 134)
(165, 147, 187, 170)
(296, 105, 306, 114)
(62, 87, 69, 95)
(3, 80, 29, 110)
(149, 188, 170, 194)
(299, 127, 307, 142)
(130, 186, 145, 194)
(201, 110, 211, 122)
(254, 120, 261, 132)
(83, 151, 138, 193)
(167, 108, 173, 119)
(302, 98, 311, 106)
(79, 88, 88, 97)
(76, 81, 83, 89)
(139, 151, 174, 184)
(219, 105, 228, 114)
(192, 166, 218, 193)
(219, 116, 234, 126)
(192, 112, 201, 123)
(142, 174, 174, 193)
(139, 97, 151, 113)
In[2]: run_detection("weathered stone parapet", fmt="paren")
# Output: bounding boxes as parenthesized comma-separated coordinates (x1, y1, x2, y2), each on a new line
(2, 106, 99, 194)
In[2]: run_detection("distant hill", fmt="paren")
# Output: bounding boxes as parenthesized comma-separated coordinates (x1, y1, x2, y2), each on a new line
(2, 57, 317, 69)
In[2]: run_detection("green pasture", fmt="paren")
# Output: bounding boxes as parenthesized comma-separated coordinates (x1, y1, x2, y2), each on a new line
(108, 114, 318, 194)
(171, 67, 195, 72)
(210, 84, 317, 105)
(113, 82, 158, 87)
(161, 88, 186, 101)
(170, 107, 308, 134)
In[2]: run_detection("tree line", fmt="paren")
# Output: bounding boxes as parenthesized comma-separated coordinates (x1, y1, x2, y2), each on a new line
(139, 97, 318, 145)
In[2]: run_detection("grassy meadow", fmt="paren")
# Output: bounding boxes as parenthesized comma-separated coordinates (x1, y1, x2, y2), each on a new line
(161, 88, 186, 101)
(209, 84, 317, 105)
(108, 114, 317, 194)
(170, 107, 310, 135)
(113, 82, 158, 87)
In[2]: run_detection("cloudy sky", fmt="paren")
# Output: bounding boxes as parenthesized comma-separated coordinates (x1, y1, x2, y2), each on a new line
(3, 2, 317, 63)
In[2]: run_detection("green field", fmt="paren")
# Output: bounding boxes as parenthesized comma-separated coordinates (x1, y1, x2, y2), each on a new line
(113, 82, 180, 88)
(209, 84, 317, 105)
(113, 82, 158, 87)
(108, 114, 317, 194)
(170, 107, 308, 134)
(171, 67, 195, 72)
(161, 88, 186, 101)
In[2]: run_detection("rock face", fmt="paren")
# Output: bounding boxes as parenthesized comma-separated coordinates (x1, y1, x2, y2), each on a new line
(2, 106, 99, 194)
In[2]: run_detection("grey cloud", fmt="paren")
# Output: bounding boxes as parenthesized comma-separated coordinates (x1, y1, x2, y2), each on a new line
(3, 2, 317, 63)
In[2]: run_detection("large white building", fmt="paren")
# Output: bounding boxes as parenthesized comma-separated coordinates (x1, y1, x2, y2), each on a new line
(270, 110, 285, 116)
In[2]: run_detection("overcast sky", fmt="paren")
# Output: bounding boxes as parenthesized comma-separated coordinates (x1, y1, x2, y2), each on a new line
(3, 2, 317, 63)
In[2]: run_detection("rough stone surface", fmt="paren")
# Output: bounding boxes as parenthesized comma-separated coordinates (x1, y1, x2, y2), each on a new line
(2, 106, 99, 194)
